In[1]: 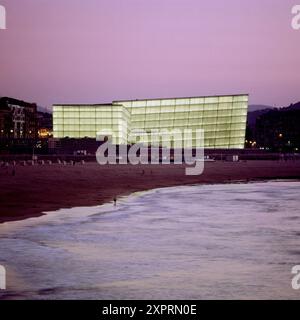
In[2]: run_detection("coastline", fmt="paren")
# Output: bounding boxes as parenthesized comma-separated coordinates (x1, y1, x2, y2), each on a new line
(1, 160, 300, 224)
(1, 179, 300, 299)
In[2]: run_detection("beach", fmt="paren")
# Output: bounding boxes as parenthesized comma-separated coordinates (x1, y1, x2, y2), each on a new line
(1, 180, 300, 299)
(1, 160, 300, 223)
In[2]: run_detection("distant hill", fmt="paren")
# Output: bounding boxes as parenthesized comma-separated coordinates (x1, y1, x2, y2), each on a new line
(254, 101, 300, 150)
(246, 101, 300, 150)
(248, 104, 273, 112)
(246, 102, 298, 141)
(284, 102, 300, 111)
(247, 106, 274, 129)
(247, 102, 300, 127)
(37, 105, 52, 114)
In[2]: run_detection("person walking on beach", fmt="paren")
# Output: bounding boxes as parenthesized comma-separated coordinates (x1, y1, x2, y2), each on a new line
(113, 197, 117, 206)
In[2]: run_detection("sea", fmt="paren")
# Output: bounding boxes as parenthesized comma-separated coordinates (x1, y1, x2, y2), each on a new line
(0, 180, 300, 299)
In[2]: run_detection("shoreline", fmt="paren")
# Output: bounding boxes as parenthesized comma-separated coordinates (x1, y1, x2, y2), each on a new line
(1, 160, 300, 224)
(2, 179, 300, 300)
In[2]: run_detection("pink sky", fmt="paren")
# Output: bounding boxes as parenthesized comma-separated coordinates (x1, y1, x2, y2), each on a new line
(0, 0, 299, 111)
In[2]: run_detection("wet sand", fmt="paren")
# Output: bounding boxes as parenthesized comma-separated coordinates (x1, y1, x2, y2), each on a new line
(1, 160, 300, 223)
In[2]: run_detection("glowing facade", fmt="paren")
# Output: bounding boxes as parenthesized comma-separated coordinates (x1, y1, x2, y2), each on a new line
(53, 94, 248, 148)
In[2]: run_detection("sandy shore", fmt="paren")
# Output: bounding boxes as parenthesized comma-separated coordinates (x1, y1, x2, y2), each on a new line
(1, 160, 300, 223)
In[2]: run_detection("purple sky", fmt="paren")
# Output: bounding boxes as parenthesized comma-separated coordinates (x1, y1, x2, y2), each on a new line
(0, 0, 299, 111)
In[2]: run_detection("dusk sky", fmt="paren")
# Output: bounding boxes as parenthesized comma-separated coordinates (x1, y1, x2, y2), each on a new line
(0, 0, 299, 111)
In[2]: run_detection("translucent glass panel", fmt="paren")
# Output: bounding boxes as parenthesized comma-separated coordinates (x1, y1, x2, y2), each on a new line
(190, 97, 205, 104)
(53, 95, 248, 149)
(161, 99, 175, 106)
(52, 104, 131, 144)
(233, 95, 248, 102)
(175, 98, 190, 105)
(204, 97, 219, 104)
(127, 95, 247, 148)
(219, 96, 233, 103)
(146, 100, 158, 107)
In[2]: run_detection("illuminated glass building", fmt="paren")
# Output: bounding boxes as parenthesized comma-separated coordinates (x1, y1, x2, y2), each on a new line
(53, 94, 248, 148)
